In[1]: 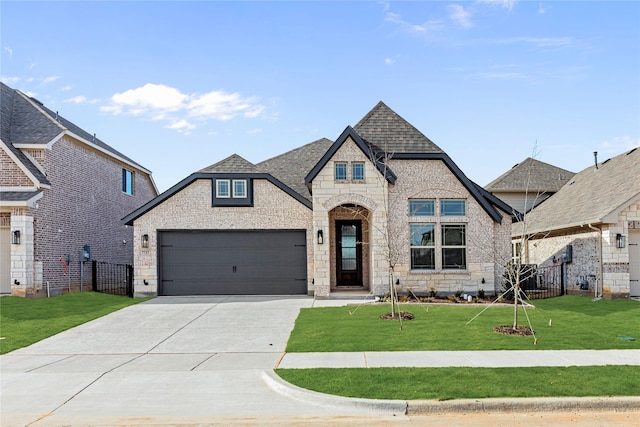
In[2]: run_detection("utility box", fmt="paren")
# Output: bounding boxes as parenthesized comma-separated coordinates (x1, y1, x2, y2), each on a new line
(564, 245, 573, 263)
(81, 245, 91, 262)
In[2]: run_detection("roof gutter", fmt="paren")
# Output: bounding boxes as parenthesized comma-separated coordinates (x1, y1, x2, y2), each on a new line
(587, 223, 603, 297)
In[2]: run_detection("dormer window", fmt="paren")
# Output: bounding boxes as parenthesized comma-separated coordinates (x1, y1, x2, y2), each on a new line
(213, 178, 253, 207)
(233, 180, 247, 198)
(216, 179, 230, 198)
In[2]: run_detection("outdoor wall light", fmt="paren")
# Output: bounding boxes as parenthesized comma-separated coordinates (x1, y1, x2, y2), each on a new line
(11, 230, 20, 245)
(616, 233, 626, 249)
(317, 229, 324, 245)
(141, 234, 150, 248)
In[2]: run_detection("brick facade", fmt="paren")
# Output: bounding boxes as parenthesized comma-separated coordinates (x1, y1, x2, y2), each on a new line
(0, 149, 33, 186)
(3, 135, 156, 296)
(132, 178, 313, 297)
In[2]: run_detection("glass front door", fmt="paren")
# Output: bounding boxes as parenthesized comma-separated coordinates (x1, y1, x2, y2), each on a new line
(336, 220, 362, 287)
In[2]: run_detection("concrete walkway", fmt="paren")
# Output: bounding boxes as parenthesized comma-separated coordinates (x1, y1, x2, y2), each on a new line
(1, 296, 639, 426)
(278, 349, 640, 369)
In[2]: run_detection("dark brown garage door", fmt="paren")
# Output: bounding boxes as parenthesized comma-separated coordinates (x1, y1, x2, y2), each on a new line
(159, 230, 307, 296)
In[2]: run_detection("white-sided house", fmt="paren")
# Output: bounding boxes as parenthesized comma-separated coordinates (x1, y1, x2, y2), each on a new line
(124, 102, 514, 298)
(514, 148, 640, 299)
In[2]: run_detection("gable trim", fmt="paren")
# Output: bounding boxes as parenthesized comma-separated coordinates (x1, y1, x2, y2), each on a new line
(304, 126, 397, 188)
(0, 139, 51, 189)
(123, 172, 312, 226)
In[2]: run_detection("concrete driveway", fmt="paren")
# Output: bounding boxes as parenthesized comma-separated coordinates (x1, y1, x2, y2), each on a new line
(1, 296, 401, 426)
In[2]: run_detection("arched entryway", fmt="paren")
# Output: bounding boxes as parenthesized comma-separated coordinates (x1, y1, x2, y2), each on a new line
(329, 205, 371, 290)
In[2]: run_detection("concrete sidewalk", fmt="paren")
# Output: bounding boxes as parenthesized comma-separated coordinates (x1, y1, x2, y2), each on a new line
(277, 349, 640, 369)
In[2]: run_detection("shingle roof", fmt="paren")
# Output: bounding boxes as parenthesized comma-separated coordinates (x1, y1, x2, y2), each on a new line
(0, 191, 42, 202)
(258, 138, 334, 200)
(520, 148, 640, 235)
(485, 157, 574, 192)
(353, 101, 444, 154)
(1, 82, 150, 173)
(199, 154, 258, 173)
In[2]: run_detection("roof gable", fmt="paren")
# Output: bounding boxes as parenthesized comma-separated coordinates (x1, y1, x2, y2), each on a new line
(304, 126, 397, 187)
(200, 154, 258, 173)
(353, 101, 443, 154)
(521, 148, 640, 235)
(485, 157, 574, 192)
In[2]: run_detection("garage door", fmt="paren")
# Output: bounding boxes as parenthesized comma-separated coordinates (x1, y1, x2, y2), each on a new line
(159, 230, 307, 296)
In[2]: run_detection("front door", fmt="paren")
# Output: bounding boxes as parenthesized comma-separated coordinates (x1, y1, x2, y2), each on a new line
(336, 220, 363, 287)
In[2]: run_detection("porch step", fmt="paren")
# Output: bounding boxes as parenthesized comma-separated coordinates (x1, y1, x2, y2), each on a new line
(328, 291, 377, 301)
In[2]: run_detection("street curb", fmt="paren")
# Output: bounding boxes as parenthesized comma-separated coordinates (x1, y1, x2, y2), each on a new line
(265, 370, 640, 415)
(406, 396, 640, 414)
(262, 370, 407, 415)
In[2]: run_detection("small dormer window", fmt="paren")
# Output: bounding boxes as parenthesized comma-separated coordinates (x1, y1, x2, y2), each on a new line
(233, 180, 247, 198)
(216, 179, 230, 198)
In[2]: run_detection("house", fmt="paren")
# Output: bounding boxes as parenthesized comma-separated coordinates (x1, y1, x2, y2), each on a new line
(0, 82, 157, 297)
(485, 157, 574, 215)
(513, 149, 640, 299)
(123, 102, 514, 298)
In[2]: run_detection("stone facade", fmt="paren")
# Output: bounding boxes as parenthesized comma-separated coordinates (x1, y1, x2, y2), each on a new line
(309, 138, 512, 298)
(132, 178, 313, 297)
(2, 135, 156, 296)
(524, 199, 640, 299)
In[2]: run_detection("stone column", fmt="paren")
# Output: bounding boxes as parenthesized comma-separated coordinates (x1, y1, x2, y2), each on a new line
(10, 209, 34, 297)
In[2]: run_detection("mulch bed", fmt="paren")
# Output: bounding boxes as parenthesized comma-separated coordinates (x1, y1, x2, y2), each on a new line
(493, 325, 534, 336)
(380, 311, 414, 320)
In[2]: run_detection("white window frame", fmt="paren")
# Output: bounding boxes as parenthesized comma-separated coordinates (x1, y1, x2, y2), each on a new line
(409, 223, 436, 270)
(441, 223, 467, 269)
(440, 199, 466, 216)
(232, 179, 247, 198)
(409, 199, 435, 216)
(216, 179, 230, 198)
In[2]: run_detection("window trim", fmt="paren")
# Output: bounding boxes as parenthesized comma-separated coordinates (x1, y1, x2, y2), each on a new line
(122, 168, 134, 195)
(232, 179, 247, 198)
(409, 199, 435, 216)
(440, 199, 466, 216)
(409, 223, 436, 270)
(351, 162, 365, 181)
(216, 179, 231, 198)
(441, 223, 467, 270)
(335, 162, 347, 181)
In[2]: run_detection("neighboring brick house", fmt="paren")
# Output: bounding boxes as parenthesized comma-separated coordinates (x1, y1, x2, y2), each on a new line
(485, 157, 574, 215)
(513, 148, 640, 299)
(124, 102, 514, 298)
(0, 82, 157, 296)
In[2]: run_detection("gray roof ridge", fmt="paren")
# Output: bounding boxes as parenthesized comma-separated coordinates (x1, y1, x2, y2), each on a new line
(257, 137, 333, 167)
(14, 88, 66, 134)
(485, 157, 575, 192)
(199, 153, 258, 173)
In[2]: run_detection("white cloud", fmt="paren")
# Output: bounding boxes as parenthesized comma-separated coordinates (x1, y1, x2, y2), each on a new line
(448, 4, 473, 28)
(478, 71, 526, 79)
(538, 3, 546, 14)
(600, 136, 640, 153)
(477, 0, 517, 10)
(64, 95, 100, 104)
(247, 128, 263, 135)
(1, 76, 21, 85)
(61, 85, 72, 92)
(384, 57, 396, 65)
(41, 76, 60, 84)
(385, 11, 443, 34)
(495, 36, 573, 48)
(4, 46, 13, 59)
(102, 83, 265, 132)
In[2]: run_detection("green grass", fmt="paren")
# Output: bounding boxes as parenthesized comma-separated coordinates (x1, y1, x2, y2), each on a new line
(0, 292, 150, 354)
(286, 296, 640, 351)
(276, 366, 640, 400)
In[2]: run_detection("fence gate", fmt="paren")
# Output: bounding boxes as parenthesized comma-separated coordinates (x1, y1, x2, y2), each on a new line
(91, 260, 133, 297)
(523, 262, 565, 300)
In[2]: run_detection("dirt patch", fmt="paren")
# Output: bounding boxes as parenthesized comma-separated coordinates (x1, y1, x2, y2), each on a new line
(493, 325, 534, 336)
(380, 311, 414, 320)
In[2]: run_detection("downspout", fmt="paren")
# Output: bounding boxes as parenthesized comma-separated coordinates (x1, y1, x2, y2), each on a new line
(588, 223, 603, 297)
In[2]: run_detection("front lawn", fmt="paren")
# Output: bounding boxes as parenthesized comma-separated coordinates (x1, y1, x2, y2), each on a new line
(287, 296, 640, 351)
(0, 292, 149, 354)
(276, 365, 640, 400)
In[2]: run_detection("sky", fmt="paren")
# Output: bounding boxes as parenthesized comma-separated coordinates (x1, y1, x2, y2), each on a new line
(2, 0, 639, 193)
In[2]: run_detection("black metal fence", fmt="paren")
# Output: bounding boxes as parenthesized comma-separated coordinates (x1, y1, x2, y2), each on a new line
(521, 262, 565, 300)
(91, 260, 133, 297)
